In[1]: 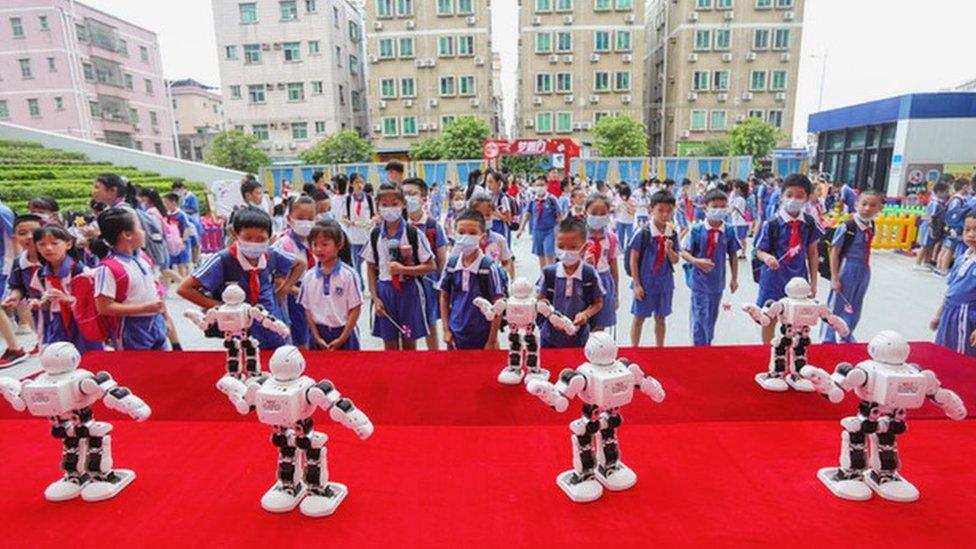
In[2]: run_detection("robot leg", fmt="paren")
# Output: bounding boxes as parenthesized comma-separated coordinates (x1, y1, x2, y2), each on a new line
(523, 329, 549, 383)
(242, 336, 262, 378)
(865, 411, 918, 502)
(556, 404, 603, 503)
(298, 429, 348, 517)
(785, 327, 815, 392)
(261, 426, 306, 513)
(79, 421, 136, 502)
(595, 409, 636, 491)
(756, 325, 791, 392)
(44, 419, 88, 501)
(816, 403, 876, 501)
(497, 331, 525, 385)
(224, 336, 242, 379)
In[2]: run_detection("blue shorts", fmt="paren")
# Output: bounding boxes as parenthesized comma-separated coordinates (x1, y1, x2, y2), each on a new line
(372, 279, 429, 341)
(310, 324, 360, 350)
(187, 235, 199, 249)
(169, 247, 191, 267)
(531, 228, 556, 257)
(454, 329, 490, 350)
(734, 225, 749, 242)
(118, 315, 169, 351)
(286, 293, 309, 347)
(590, 270, 616, 329)
(423, 276, 440, 323)
(631, 290, 673, 319)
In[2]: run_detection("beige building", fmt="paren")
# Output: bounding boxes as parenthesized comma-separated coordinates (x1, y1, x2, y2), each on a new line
(646, 0, 804, 156)
(365, 0, 496, 156)
(491, 51, 505, 136)
(515, 0, 644, 149)
(168, 79, 224, 161)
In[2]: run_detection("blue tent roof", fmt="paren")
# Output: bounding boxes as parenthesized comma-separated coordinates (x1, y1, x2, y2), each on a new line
(808, 92, 976, 133)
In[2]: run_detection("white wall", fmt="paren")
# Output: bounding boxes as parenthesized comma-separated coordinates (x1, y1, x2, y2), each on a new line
(0, 122, 245, 183)
(888, 117, 976, 195)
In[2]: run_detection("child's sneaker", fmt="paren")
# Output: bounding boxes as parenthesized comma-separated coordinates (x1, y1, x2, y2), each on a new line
(0, 348, 28, 369)
(28, 344, 40, 356)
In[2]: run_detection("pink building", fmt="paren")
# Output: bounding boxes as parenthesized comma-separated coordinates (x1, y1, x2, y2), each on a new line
(0, 0, 176, 156)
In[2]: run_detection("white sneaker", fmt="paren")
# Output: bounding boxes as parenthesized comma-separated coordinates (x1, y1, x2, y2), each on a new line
(755, 373, 789, 392)
(524, 368, 550, 384)
(557, 470, 603, 503)
(866, 472, 919, 503)
(497, 366, 524, 385)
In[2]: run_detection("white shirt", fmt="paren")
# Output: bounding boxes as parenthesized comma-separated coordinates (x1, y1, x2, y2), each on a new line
(298, 262, 362, 327)
(342, 193, 375, 245)
(94, 253, 159, 316)
(360, 222, 434, 281)
(614, 196, 636, 224)
(729, 195, 749, 227)
(482, 230, 513, 263)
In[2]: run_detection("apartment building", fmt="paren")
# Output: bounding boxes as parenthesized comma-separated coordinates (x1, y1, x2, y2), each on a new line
(365, 0, 496, 156)
(213, 0, 368, 160)
(646, 0, 804, 156)
(169, 78, 224, 161)
(515, 0, 644, 149)
(0, 0, 176, 155)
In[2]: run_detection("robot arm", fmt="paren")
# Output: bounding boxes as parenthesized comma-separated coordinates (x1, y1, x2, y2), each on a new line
(183, 308, 216, 332)
(526, 368, 585, 412)
(621, 359, 665, 403)
(920, 368, 967, 420)
(83, 372, 151, 421)
(216, 375, 264, 415)
(536, 300, 578, 336)
(0, 377, 25, 412)
(799, 364, 849, 403)
(248, 306, 291, 338)
(818, 304, 851, 337)
(473, 297, 506, 322)
(741, 301, 780, 327)
(307, 380, 374, 440)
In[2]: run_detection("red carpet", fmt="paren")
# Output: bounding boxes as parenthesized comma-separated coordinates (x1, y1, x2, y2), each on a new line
(0, 344, 973, 547)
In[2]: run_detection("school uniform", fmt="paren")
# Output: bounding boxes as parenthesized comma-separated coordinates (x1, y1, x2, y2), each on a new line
(683, 221, 740, 346)
(757, 184, 774, 222)
(630, 223, 681, 319)
(298, 262, 362, 350)
(273, 229, 315, 346)
(166, 209, 192, 266)
(537, 262, 604, 348)
(634, 191, 650, 226)
(729, 195, 751, 243)
(935, 249, 976, 356)
(7, 251, 41, 329)
(0, 202, 14, 292)
(822, 217, 874, 343)
(30, 258, 103, 354)
(825, 185, 858, 214)
(764, 189, 781, 220)
(920, 197, 944, 247)
(361, 221, 434, 341)
(676, 190, 698, 230)
(93, 252, 168, 350)
(490, 192, 513, 244)
(585, 229, 619, 330)
(342, 192, 375, 286)
(192, 243, 295, 349)
(438, 251, 506, 349)
(753, 209, 824, 305)
(613, 196, 636, 248)
(528, 194, 561, 257)
(411, 213, 448, 327)
(944, 195, 973, 256)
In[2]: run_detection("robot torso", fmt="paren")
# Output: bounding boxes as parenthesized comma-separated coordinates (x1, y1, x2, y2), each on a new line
(779, 298, 821, 327)
(21, 369, 97, 418)
(214, 303, 253, 334)
(853, 360, 935, 410)
(506, 296, 538, 329)
(255, 375, 315, 427)
(576, 361, 635, 410)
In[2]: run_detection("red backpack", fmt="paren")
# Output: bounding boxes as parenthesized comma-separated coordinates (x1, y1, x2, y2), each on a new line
(70, 255, 145, 342)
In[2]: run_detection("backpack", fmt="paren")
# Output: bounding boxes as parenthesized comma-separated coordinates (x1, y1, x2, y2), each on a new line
(751, 213, 816, 283)
(414, 217, 441, 254)
(623, 228, 676, 278)
(507, 195, 521, 231)
(945, 196, 971, 234)
(681, 223, 736, 288)
(134, 208, 170, 268)
(541, 263, 598, 308)
(162, 214, 185, 255)
(818, 219, 869, 280)
(346, 194, 375, 220)
(929, 200, 948, 241)
(71, 255, 144, 343)
(445, 254, 495, 299)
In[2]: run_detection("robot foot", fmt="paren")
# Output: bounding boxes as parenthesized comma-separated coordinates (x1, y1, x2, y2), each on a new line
(44, 475, 88, 502)
(755, 373, 789, 392)
(865, 471, 919, 503)
(817, 467, 872, 502)
(299, 483, 348, 518)
(261, 483, 307, 513)
(596, 462, 637, 492)
(556, 470, 603, 503)
(497, 366, 525, 385)
(81, 469, 136, 502)
(786, 373, 815, 392)
(524, 368, 550, 384)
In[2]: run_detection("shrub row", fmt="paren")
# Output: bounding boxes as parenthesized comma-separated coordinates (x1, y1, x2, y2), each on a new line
(0, 166, 160, 181)
(0, 140, 45, 149)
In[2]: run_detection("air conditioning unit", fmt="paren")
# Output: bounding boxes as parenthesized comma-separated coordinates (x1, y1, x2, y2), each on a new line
(687, 92, 698, 102)
(564, 95, 574, 104)
(780, 52, 792, 62)
(429, 123, 438, 130)
(746, 52, 757, 62)
(275, 144, 285, 150)
(404, 99, 414, 108)
(372, 124, 382, 132)
(474, 56, 485, 65)
(276, 82, 286, 90)
(270, 123, 278, 129)
(466, 16, 476, 25)
(469, 98, 480, 107)
(581, 122, 591, 130)
(373, 21, 382, 30)
(419, 123, 428, 131)
(280, 122, 290, 129)
(775, 92, 786, 101)
(548, 54, 559, 63)
(717, 93, 728, 102)
(261, 43, 271, 51)
(573, 122, 582, 130)
(589, 95, 599, 104)
(369, 54, 378, 64)
(735, 114, 745, 122)
(531, 16, 541, 26)
(722, 53, 733, 62)
(288, 142, 297, 150)
(622, 54, 633, 63)
(415, 59, 426, 68)
(525, 119, 534, 128)
(562, 15, 573, 24)
(562, 54, 573, 63)
(688, 53, 698, 62)
(265, 83, 274, 90)
(427, 99, 438, 107)
(624, 14, 635, 24)
(378, 100, 387, 109)
(533, 96, 543, 105)
(621, 95, 632, 104)
(680, 130, 690, 139)
(406, 19, 415, 29)
(273, 42, 282, 50)
(589, 53, 601, 62)
(742, 92, 754, 101)
(784, 11, 795, 21)
(688, 12, 699, 22)
(723, 11, 734, 20)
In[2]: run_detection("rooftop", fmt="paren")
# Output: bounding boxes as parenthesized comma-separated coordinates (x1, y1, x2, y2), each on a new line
(809, 92, 976, 133)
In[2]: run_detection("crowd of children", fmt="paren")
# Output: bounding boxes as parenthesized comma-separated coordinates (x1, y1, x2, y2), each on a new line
(2, 161, 976, 368)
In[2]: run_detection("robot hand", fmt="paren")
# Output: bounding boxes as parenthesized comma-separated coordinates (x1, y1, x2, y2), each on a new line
(0, 377, 25, 412)
(329, 401, 374, 440)
(526, 379, 569, 412)
(183, 309, 211, 331)
(741, 303, 770, 326)
(638, 375, 666, 403)
(252, 307, 291, 338)
(216, 376, 251, 415)
(104, 389, 152, 422)
(800, 366, 845, 403)
(933, 388, 967, 421)
(550, 313, 578, 336)
(824, 313, 851, 338)
(472, 297, 496, 322)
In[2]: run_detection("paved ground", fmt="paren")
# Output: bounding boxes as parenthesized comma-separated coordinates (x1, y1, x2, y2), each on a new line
(1, 233, 948, 379)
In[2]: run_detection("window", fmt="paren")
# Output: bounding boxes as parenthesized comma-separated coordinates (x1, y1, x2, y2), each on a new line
(225, 45, 237, 59)
(27, 98, 40, 117)
(244, 44, 261, 64)
(556, 73, 572, 93)
(287, 82, 304, 101)
(348, 21, 361, 41)
(336, 46, 342, 65)
(535, 32, 552, 53)
(308, 40, 320, 55)
(459, 75, 476, 96)
(153, 143, 161, 154)
(379, 38, 395, 58)
(750, 70, 767, 91)
(54, 97, 64, 111)
(402, 116, 418, 135)
(594, 111, 610, 124)
(338, 85, 345, 105)
(595, 0, 611, 10)
(594, 71, 609, 91)
(351, 91, 361, 110)
(710, 110, 727, 130)
(349, 55, 359, 74)
(615, 31, 632, 51)
(39, 15, 49, 31)
(376, 0, 393, 18)
(118, 39, 128, 56)
(692, 71, 710, 91)
(535, 73, 552, 93)
(753, 29, 769, 49)
(438, 36, 455, 56)
(311, 81, 323, 95)
(776, 0, 793, 7)
(556, 112, 572, 133)
(239, 3, 258, 23)
(82, 63, 93, 80)
(248, 84, 266, 103)
(18, 59, 32, 79)
(717, 0, 734, 8)
(149, 111, 159, 127)
(47, 57, 56, 72)
(773, 29, 791, 50)
(748, 109, 764, 119)
(536, 112, 553, 132)
(756, 0, 772, 8)
(616, 0, 633, 8)
(770, 70, 787, 91)
(551, 32, 570, 52)
(592, 32, 612, 53)
(439, 76, 456, 96)
(458, 0, 474, 13)
(441, 115, 456, 127)
(398, 37, 415, 58)
(124, 73, 133, 89)
(458, 35, 474, 56)
(614, 71, 630, 91)
(283, 42, 301, 61)
(230, 85, 242, 99)
(76, 23, 87, 42)
(10, 17, 24, 38)
(140, 46, 149, 62)
(768, 110, 784, 128)
(315, 121, 326, 134)
(714, 29, 731, 50)
(694, 30, 711, 51)
(696, 0, 712, 8)
(381, 78, 397, 98)
(306, 0, 317, 11)
(382, 117, 398, 136)
(145, 79, 154, 95)
(1, 100, 10, 119)
(556, 0, 573, 11)
(400, 77, 416, 97)
(397, 0, 414, 15)
(437, 0, 453, 15)
(90, 101, 100, 117)
(292, 122, 308, 140)
(691, 110, 707, 130)
(535, 0, 552, 12)
(712, 70, 729, 91)
(280, 0, 298, 20)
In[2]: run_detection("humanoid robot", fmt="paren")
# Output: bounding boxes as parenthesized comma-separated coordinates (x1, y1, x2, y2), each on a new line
(473, 277, 578, 385)
(0, 342, 151, 502)
(800, 330, 966, 502)
(218, 345, 373, 517)
(526, 332, 665, 503)
(184, 284, 291, 381)
(742, 277, 850, 392)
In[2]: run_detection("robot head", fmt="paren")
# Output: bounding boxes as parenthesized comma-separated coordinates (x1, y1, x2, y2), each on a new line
(510, 277, 534, 299)
(222, 284, 246, 305)
(867, 330, 910, 365)
(584, 331, 618, 366)
(269, 345, 306, 381)
(785, 277, 812, 299)
(40, 342, 81, 375)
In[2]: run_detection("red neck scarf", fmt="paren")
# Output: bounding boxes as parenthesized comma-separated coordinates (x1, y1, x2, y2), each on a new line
(706, 228, 721, 259)
(787, 220, 802, 260)
(653, 235, 667, 273)
(229, 242, 262, 304)
(46, 275, 73, 333)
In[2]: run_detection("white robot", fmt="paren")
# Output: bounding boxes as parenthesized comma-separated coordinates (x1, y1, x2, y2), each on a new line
(526, 332, 665, 503)
(800, 330, 966, 503)
(218, 346, 373, 517)
(742, 277, 850, 392)
(473, 277, 578, 385)
(184, 284, 291, 381)
(0, 343, 151, 502)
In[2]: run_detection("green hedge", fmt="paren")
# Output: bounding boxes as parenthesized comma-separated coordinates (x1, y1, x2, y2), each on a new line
(0, 140, 45, 149)
(0, 147, 88, 162)
(1, 178, 184, 201)
(0, 166, 160, 181)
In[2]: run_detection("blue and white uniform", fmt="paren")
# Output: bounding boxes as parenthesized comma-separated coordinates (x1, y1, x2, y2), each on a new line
(166, 209, 192, 266)
(683, 221, 740, 346)
(935, 249, 976, 356)
(181, 190, 204, 251)
(528, 194, 561, 257)
(30, 258, 103, 353)
(411, 214, 448, 327)
(825, 184, 858, 214)
(537, 262, 605, 348)
(273, 229, 315, 346)
(754, 209, 824, 305)
(630, 223, 680, 319)
(298, 261, 362, 350)
(613, 195, 636, 249)
(491, 191, 513, 246)
(341, 192, 375, 289)
(94, 251, 168, 350)
(919, 196, 944, 247)
(585, 229, 618, 330)
(361, 221, 434, 341)
(944, 194, 974, 256)
(438, 251, 506, 349)
(0, 201, 14, 292)
(822, 218, 874, 343)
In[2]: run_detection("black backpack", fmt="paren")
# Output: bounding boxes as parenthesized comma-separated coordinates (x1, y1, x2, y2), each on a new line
(624, 228, 676, 278)
(929, 200, 948, 241)
(750, 213, 818, 283)
(444, 254, 495, 299)
(541, 263, 599, 302)
(818, 219, 870, 280)
(369, 224, 422, 282)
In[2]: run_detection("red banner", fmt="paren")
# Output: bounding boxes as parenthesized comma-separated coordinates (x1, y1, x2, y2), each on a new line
(482, 138, 580, 160)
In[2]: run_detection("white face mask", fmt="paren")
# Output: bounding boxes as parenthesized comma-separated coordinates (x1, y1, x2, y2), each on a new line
(453, 200, 466, 210)
(454, 234, 480, 254)
(316, 211, 334, 222)
(405, 195, 423, 213)
(587, 215, 610, 230)
(380, 206, 403, 223)
(782, 198, 805, 216)
(238, 241, 268, 259)
(292, 220, 315, 237)
(533, 187, 547, 198)
(705, 208, 728, 222)
(556, 248, 581, 266)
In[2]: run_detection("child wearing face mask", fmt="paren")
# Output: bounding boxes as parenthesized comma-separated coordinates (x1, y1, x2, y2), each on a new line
(629, 192, 681, 347)
(517, 176, 563, 269)
(273, 195, 317, 348)
(537, 218, 605, 348)
(680, 190, 740, 346)
(404, 177, 448, 351)
(178, 206, 306, 349)
(582, 193, 619, 331)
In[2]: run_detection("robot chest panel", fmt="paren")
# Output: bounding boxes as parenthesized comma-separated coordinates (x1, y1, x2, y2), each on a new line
(782, 301, 819, 326)
(216, 308, 250, 332)
(580, 364, 634, 409)
(857, 365, 929, 409)
(22, 374, 87, 417)
(507, 302, 536, 326)
(255, 380, 312, 426)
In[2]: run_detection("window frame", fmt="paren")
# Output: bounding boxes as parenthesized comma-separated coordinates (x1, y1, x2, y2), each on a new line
(536, 111, 553, 133)
(690, 109, 708, 131)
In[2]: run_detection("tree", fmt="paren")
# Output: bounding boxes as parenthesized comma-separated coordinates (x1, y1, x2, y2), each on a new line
(699, 137, 731, 157)
(300, 129, 373, 164)
(500, 155, 545, 178)
(592, 114, 648, 157)
(440, 116, 491, 159)
(727, 118, 782, 166)
(203, 129, 269, 173)
(408, 137, 445, 160)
